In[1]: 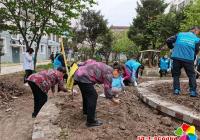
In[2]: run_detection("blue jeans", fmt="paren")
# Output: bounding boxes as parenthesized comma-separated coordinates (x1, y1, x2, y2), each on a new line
(172, 59, 196, 92)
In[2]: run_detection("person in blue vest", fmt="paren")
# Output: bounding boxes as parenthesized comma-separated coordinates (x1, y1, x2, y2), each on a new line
(166, 26, 200, 97)
(53, 53, 65, 69)
(158, 55, 171, 77)
(196, 56, 200, 79)
(125, 58, 144, 86)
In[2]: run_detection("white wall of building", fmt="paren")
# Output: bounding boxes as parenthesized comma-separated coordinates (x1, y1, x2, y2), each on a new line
(0, 31, 60, 63)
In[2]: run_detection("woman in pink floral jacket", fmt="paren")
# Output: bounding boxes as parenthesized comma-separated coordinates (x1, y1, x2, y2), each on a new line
(74, 60, 119, 127)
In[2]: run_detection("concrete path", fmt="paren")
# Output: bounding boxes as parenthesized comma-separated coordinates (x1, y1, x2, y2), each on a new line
(137, 80, 200, 127)
(32, 97, 62, 140)
(0, 61, 50, 75)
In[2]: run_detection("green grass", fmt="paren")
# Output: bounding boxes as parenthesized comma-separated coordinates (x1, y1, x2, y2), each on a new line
(36, 63, 53, 72)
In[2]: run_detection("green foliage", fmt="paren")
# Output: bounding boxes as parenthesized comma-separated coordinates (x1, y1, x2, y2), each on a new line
(80, 10, 109, 56)
(146, 11, 185, 47)
(112, 31, 136, 54)
(97, 30, 114, 63)
(180, 0, 200, 31)
(0, 0, 95, 68)
(128, 0, 167, 50)
(36, 63, 52, 71)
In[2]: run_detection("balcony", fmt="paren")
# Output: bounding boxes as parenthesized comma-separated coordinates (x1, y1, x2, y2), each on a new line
(10, 39, 25, 48)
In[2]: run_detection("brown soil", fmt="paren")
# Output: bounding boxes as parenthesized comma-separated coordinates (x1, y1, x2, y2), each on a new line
(150, 81, 200, 112)
(56, 85, 187, 140)
(0, 72, 34, 140)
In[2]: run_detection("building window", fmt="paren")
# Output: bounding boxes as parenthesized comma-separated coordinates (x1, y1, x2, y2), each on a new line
(40, 45, 45, 54)
(11, 34, 18, 39)
(178, 1, 184, 10)
(0, 38, 5, 54)
(22, 46, 26, 53)
(48, 34, 51, 40)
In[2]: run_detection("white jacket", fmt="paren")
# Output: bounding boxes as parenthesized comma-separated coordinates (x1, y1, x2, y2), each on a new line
(23, 52, 34, 70)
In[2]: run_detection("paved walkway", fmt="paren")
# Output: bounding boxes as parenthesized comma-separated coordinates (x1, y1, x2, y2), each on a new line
(137, 79, 200, 127)
(0, 61, 50, 75)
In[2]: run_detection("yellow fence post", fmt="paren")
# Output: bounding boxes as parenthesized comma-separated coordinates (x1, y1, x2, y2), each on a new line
(60, 37, 69, 75)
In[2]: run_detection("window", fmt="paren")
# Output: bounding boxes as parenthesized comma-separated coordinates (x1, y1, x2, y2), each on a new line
(22, 46, 26, 53)
(178, 1, 184, 10)
(40, 45, 45, 54)
(11, 34, 18, 39)
(0, 38, 4, 54)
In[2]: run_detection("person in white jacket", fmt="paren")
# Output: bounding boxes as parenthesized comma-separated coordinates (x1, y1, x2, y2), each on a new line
(23, 48, 34, 84)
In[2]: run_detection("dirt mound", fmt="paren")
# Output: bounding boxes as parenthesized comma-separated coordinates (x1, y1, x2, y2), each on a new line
(0, 72, 34, 140)
(56, 86, 183, 140)
(0, 73, 30, 100)
(150, 82, 200, 112)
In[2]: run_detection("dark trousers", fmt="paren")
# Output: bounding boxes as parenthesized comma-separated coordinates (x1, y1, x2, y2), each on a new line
(159, 69, 167, 77)
(196, 65, 200, 79)
(77, 82, 98, 123)
(28, 81, 48, 117)
(172, 59, 196, 91)
(123, 79, 131, 86)
(24, 70, 33, 83)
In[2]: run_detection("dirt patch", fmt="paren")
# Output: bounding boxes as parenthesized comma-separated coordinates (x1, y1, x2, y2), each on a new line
(0, 72, 28, 100)
(0, 72, 34, 140)
(55, 85, 188, 140)
(149, 81, 200, 112)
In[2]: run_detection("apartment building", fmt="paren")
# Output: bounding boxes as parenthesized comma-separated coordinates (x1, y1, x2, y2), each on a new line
(169, 0, 192, 11)
(0, 31, 61, 63)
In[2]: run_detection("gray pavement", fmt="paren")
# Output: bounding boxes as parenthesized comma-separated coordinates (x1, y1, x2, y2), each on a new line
(0, 61, 50, 75)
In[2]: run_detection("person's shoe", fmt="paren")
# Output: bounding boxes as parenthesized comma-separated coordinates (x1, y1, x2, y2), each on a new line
(190, 91, 198, 97)
(32, 113, 36, 118)
(86, 120, 103, 127)
(24, 83, 29, 87)
(174, 89, 180, 95)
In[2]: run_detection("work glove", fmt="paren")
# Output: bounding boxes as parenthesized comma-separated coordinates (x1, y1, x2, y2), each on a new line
(134, 81, 138, 87)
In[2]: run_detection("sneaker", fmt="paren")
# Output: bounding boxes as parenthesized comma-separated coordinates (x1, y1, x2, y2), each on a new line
(86, 120, 103, 127)
(174, 89, 180, 95)
(24, 83, 29, 87)
(32, 113, 36, 118)
(190, 91, 197, 97)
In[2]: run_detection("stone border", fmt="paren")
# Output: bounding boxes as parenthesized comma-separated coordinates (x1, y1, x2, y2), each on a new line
(137, 80, 200, 127)
(32, 98, 61, 140)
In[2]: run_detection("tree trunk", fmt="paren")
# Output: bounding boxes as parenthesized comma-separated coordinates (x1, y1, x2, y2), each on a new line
(105, 52, 110, 64)
(91, 43, 95, 58)
(34, 44, 39, 70)
(34, 36, 42, 70)
(0, 55, 1, 73)
(148, 51, 153, 68)
(114, 52, 118, 61)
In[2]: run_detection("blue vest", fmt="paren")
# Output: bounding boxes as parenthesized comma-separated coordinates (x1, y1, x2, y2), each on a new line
(125, 59, 141, 72)
(112, 76, 123, 89)
(171, 32, 200, 62)
(53, 55, 62, 69)
(159, 57, 170, 70)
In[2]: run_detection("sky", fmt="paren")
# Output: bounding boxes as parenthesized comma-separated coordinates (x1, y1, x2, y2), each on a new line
(93, 0, 172, 26)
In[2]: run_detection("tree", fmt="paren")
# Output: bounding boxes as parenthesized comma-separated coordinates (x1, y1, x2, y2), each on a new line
(128, 0, 167, 67)
(65, 26, 86, 52)
(147, 10, 185, 48)
(180, 0, 200, 31)
(0, 39, 4, 73)
(80, 10, 108, 57)
(0, 0, 95, 69)
(98, 30, 114, 64)
(112, 31, 136, 59)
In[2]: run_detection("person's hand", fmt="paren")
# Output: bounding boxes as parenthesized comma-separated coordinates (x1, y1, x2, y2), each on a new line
(111, 98, 120, 104)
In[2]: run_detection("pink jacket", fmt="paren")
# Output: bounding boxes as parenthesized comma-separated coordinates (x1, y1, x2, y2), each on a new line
(74, 60, 113, 99)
